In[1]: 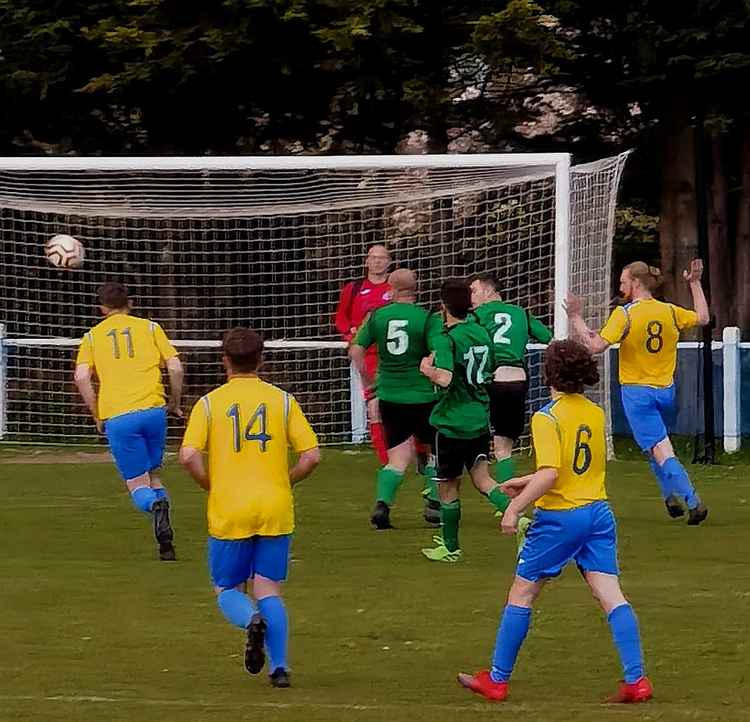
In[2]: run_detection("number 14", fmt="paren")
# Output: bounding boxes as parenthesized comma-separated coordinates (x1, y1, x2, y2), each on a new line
(226, 403, 272, 453)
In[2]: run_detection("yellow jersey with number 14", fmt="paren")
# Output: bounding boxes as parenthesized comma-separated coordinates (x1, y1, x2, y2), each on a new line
(532, 393, 607, 511)
(76, 313, 178, 421)
(182, 377, 318, 540)
(600, 298, 698, 387)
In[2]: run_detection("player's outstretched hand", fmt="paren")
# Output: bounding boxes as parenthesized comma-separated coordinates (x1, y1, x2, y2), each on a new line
(563, 292, 583, 317)
(167, 400, 184, 419)
(500, 507, 519, 535)
(683, 258, 704, 283)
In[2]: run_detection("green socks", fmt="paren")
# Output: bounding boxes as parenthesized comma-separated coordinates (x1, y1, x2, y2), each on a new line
(485, 456, 514, 514)
(376, 466, 404, 506)
(495, 456, 515, 483)
(440, 500, 461, 552)
(422, 464, 439, 502)
(487, 486, 510, 513)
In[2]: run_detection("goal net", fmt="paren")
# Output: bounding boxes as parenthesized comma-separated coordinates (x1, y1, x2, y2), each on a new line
(0, 153, 628, 449)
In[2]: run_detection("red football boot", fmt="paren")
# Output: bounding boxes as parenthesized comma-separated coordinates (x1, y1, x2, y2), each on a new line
(457, 670, 509, 702)
(607, 676, 653, 703)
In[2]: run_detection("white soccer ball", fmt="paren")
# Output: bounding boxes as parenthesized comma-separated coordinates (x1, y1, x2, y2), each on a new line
(45, 234, 85, 269)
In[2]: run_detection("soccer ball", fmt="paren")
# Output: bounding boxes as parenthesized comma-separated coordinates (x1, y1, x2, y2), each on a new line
(45, 234, 85, 269)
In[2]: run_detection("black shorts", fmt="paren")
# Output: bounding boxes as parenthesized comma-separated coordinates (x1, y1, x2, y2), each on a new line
(434, 432, 491, 481)
(379, 400, 436, 450)
(489, 380, 529, 441)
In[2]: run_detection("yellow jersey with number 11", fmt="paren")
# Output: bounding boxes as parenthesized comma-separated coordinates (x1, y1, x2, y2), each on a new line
(182, 377, 318, 540)
(600, 298, 698, 387)
(532, 393, 607, 511)
(75, 313, 178, 421)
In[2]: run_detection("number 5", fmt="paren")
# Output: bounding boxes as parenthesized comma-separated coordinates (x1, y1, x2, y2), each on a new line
(386, 320, 409, 355)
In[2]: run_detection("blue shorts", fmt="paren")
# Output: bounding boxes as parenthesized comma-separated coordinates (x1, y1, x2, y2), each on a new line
(517, 501, 618, 582)
(104, 407, 167, 481)
(208, 534, 292, 589)
(621, 384, 676, 452)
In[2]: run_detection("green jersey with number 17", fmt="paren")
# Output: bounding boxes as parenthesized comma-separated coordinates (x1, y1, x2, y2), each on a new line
(472, 301, 553, 368)
(429, 318, 496, 439)
(354, 302, 442, 404)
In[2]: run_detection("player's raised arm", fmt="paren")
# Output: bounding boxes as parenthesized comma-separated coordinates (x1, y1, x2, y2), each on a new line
(683, 259, 710, 326)
(564, 293, 611, 354)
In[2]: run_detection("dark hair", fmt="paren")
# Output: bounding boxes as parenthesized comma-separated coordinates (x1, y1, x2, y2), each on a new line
(471, 272, 500, 291)
(98, 281, 129, 310)
(223, 328, 264, 372)
(543, 340, 600, 393)
(440, 278, 472, 319)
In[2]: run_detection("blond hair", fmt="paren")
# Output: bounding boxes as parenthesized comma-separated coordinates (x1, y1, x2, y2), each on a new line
(624, 261, 663, 292)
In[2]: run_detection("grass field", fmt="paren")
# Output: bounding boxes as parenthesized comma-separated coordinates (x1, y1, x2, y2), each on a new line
(1, 446, 749, 722)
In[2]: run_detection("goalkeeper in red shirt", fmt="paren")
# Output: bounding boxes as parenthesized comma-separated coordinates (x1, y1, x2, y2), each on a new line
(335, 244, 393, 464)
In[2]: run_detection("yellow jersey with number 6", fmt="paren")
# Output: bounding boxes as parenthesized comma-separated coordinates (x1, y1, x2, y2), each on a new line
(600, 298, 698, 387)
(76, 313, 178, 421)
(182, 377, 318, 540)
(532, 394, 607, 511)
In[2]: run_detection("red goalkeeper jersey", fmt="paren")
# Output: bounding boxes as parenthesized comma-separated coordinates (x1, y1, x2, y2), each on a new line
(335, 278, 392, 343)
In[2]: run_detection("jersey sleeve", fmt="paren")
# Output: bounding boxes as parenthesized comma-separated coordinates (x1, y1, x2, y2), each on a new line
(152, 323, 179, 361)
(531, 412, 562, 470)
(599, 306, 628, 345)
(431, 332, 454, 372)
(182, 397, 209, 452)
(334, 282, 355, 339)
(286, 394, 318, 452)
(353, 312, 374, 348)
(670, 304, 699, 331)
(76, 333, 94, 367)
(528, 313, 553, 343)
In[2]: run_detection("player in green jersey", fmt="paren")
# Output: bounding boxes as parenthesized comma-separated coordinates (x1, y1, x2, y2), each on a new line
(351, 269, 444, 530)
(470, 273, 553, 486)
(419, 279, 515, 563)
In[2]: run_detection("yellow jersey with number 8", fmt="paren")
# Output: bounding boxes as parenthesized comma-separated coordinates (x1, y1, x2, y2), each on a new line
(532, 394, 607, 511)
(182, 377, 318, 540)
(76, 313, 178, 421)
(600, 298, 698, 387)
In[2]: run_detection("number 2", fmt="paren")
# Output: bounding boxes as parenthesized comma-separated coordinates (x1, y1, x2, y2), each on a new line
(573, 425, 592, 475)
(386, 320, 409, 355)
(226, 403, 272, 453)
(493, 313, 512, 345)
(106, 327, 134, 359)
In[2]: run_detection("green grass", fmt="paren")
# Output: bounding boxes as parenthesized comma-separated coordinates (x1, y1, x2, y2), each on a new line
(1, 449, 749, 722)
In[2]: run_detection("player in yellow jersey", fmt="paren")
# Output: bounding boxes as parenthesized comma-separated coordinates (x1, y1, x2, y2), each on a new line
(179, 328, 320, 688)
(566, 260, 710, 524)
(458, 340, 652, 704)
(74, 282, 184, 561)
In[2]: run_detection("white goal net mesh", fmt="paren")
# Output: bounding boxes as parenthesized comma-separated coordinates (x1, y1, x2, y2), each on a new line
(0, 154, 628, 447)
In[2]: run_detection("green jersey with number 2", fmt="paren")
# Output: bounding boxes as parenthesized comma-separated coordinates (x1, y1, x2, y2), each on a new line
(354, 302, 442, 404)
(472, 301, 553, 368)
(429, 318, 496, 439)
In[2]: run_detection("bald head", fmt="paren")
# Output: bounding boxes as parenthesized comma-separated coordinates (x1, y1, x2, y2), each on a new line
(388, 268, 417, 294)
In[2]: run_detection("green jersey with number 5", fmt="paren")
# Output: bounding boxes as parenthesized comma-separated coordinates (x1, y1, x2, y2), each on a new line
(429, 318, 496, 439)
(472, 301, 552, 368)
(354, 302, 442, 404)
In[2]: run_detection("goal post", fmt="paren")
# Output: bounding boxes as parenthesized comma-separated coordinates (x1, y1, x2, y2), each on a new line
(0, 152, 628, 448)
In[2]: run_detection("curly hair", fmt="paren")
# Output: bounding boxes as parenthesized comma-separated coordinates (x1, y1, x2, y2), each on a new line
(543, 340, 599, 393)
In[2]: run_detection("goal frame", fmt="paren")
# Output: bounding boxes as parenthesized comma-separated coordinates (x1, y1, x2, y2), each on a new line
(0, 152, 572, 444)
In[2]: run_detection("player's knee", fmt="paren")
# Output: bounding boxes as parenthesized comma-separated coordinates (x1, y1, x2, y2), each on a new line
(253, 575, 282, 600)
(437, 480, 459, 502)
(584, 572, 626, 614)
(507, 577, 541, 607)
